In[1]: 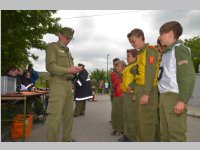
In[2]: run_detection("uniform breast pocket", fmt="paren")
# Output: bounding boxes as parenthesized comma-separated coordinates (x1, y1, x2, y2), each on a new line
(57, 52, 68, 66)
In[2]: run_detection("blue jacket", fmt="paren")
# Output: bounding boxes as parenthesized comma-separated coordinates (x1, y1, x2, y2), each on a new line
(30, 70, 39, 84)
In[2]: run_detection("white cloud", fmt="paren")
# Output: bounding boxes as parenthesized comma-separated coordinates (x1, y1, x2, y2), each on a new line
(29, 10, 200, 72)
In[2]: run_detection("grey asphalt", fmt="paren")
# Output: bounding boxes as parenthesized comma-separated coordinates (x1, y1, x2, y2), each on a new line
(20, 95, 200, 142)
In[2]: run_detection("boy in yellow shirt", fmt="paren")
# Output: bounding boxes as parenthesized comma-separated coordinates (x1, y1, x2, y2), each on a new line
(118, 49, 138, 142)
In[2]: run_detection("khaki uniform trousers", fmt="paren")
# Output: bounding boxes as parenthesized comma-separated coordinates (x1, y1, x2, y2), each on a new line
(135, 85, 158, 142)
(159, 92, 187, 142)
(112, 96, 124, 133)
(122, 93, 137, 141)
(46, 77, 73, 142)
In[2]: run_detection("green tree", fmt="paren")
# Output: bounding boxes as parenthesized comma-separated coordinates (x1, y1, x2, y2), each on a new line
(35, 72, 50, 88)
(184, 36, 200, 73)
(1, 10, 61, 74)
(90, 69, 107, 87)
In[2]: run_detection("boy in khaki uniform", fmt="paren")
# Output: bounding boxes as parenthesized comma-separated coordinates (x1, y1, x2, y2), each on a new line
(158, 21, 196, 141)
(110, 58, 120, 124)
(118, 49, 138, 142)
(45, 27, 82, 142)
(127, 29, 160, 141)
(110, 61, 126, 135)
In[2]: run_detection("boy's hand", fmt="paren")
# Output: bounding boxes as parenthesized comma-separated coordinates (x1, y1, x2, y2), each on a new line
(126, 86, 131, 93)
(139, 95, 149, 105)
(67, 66, 82, 74)
(174, 101, 186, 115)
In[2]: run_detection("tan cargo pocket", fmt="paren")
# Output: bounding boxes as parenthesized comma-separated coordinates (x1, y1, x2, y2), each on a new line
(138, 105, 158, 124)
(168, 111, 187, 134)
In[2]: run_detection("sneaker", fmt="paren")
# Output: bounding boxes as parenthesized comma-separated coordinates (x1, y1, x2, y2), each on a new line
(71, 139, 76, 142)
(65, 139, 76, 142)
(118, 136, 131, 142)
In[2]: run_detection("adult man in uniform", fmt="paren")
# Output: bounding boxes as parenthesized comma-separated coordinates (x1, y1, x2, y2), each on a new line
(127, 28, 159, 141)
(45, 27, 82, 142)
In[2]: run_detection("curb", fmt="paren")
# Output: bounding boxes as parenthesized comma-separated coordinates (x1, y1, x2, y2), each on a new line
(187, 112, 200, 118)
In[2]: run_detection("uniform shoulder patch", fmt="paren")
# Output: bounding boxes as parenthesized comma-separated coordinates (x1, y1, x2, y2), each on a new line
(178, 60, 188, 65)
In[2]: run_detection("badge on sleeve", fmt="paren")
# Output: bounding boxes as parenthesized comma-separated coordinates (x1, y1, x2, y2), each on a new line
(178, 60, 188, 65)
(148, 56, 155, 64)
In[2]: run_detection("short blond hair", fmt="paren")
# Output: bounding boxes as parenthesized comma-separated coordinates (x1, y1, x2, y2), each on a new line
(116, 60, 126, 68)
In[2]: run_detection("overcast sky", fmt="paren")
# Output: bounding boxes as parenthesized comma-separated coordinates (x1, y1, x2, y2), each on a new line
(29, 10, 200, 72)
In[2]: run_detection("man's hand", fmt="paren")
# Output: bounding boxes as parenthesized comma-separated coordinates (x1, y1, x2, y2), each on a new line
(174, 101, 186, 115)
(139, 95, 149, 105)
(31, 87, 36, 91)
(67, 66, 82, 74)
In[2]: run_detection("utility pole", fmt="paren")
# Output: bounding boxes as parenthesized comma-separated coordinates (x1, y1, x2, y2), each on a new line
(106, 54, 109, 81)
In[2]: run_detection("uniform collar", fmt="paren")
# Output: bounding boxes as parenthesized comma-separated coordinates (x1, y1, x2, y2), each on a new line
(127, 62, 136, 66)
(138, 43, 149, 54)
(113, 71, 121, 76)
(112, 70, 118, 74)
(77, 69, 85, 75)
(57, 41, 65, 48)
(163, 40, 183, 53)
(57, 41, 69, 51)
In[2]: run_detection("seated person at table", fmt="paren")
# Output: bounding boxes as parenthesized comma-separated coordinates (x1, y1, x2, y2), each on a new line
(6, 67, 44, 120)
(7, 66, 23, 92)
(6, 67, 25, 115)
(21, 71, 35, 91)
(21, 70, 44, 119)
